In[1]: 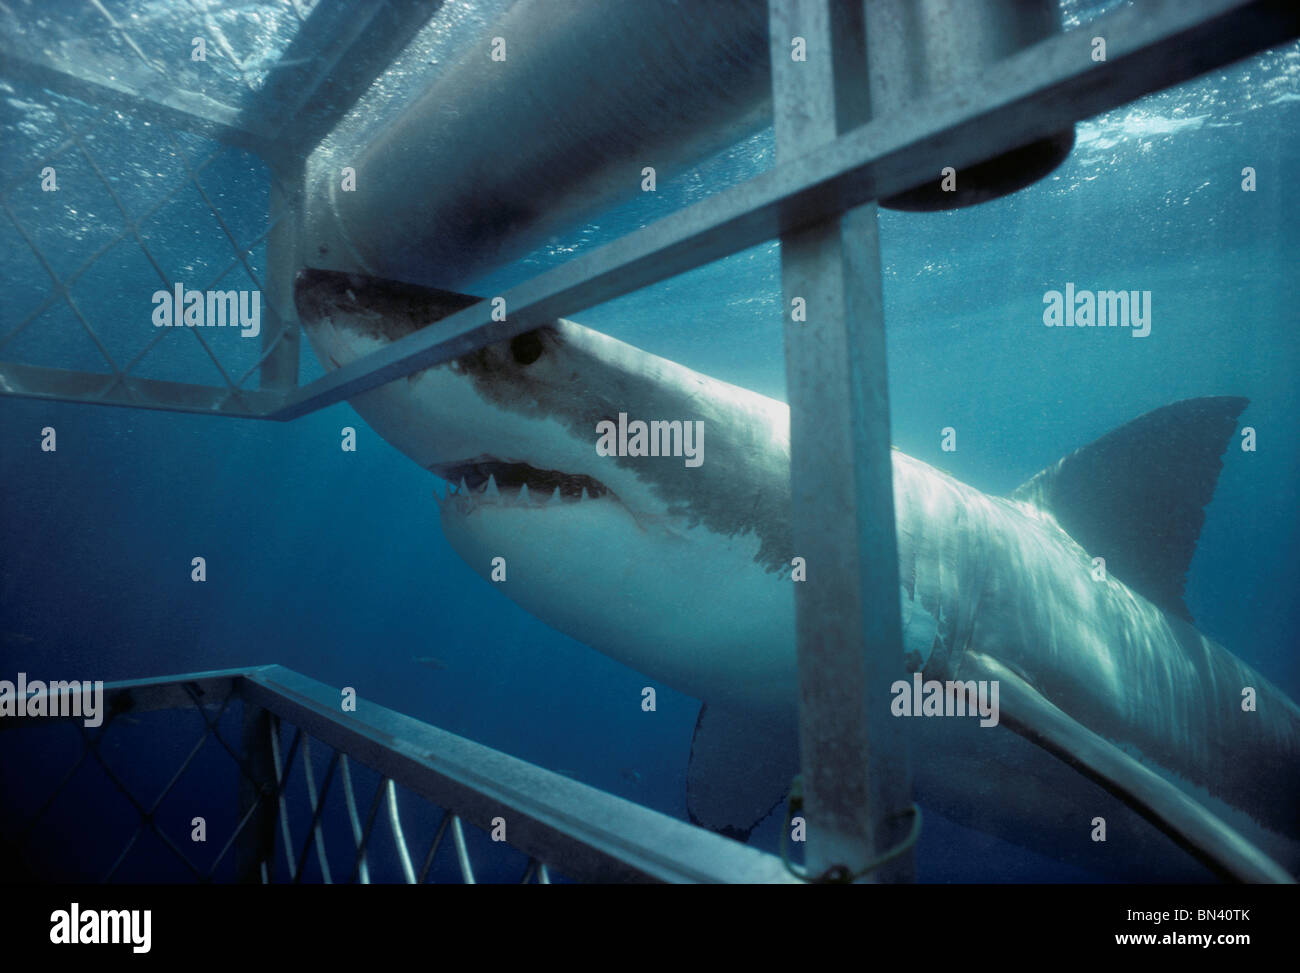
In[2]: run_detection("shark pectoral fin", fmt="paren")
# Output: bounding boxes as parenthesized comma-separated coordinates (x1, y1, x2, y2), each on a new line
(686, 703, 799, 842)
(963, 652, 1294, 884)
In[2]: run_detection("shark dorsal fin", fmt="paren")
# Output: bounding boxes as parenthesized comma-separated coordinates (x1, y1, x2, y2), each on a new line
(1010, 396, 1248, 623)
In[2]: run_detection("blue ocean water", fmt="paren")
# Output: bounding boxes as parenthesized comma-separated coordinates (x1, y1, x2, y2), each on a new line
(1, 14, 1297, 882)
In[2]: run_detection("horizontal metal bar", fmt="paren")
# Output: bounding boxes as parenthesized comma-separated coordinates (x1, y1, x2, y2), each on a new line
(269, 0, 1297, 421)
(239, 666, 795, 883)
(0, 44, 271, 152)
(0, 361, 289, 417)
(0, 666, 274, 731)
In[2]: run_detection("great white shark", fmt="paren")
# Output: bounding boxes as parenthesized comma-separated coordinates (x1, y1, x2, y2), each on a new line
(295, 269, 1299, 882)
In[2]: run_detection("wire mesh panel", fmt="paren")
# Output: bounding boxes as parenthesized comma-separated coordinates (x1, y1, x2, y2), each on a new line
(0, 79, 292, 408)
(0, 0, 453, 413)
(0, 675, 251, 882)
(0, 0, 318, 116)
(0, 666, 792, 883)
(260, 717, 552, 884)
(0, 675, 554, 883)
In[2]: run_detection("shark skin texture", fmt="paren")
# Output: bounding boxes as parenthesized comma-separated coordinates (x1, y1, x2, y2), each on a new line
(295, 269, 1299, 882)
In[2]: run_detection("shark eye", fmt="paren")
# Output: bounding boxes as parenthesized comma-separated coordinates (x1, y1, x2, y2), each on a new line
(510, 330, 544, 366)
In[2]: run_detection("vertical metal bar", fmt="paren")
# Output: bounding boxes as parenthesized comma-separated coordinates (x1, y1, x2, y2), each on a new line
(235, 701, 277, 883)
(261, 164, 302, 390)
(295, 737, 336, 884)
(269, 722, 302, 879)
(385, 779, 418, 885)
(339, 755, 371, 883)
(450, 815, 476, 884)
(520, 858, 554, 884)
(348, 775, 388, 885)
(770, 0, 913, 881)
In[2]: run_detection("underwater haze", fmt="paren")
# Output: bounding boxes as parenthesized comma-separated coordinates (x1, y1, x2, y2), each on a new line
(1, 4, 1298, 883)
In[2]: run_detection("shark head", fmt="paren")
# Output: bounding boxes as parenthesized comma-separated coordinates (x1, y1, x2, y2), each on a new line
(294, 269, 799, 709)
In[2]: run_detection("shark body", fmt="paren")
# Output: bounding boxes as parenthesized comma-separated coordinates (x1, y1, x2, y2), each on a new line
(295, 269, 1299, 881)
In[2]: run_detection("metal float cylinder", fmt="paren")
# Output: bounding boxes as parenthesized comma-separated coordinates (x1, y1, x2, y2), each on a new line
(868, 0, 1075, 210)
(302, 0, 1071, 288)
(303, 0, 771, 288)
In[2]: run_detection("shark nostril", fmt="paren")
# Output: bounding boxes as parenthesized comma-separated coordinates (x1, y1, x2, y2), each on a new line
(510, 330, 545, 366)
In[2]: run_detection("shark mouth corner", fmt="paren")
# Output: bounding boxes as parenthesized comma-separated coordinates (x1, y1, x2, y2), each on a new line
(431, 458, 612, 508)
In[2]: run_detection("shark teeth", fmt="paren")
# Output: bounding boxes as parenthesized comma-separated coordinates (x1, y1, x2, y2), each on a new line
(450, 477, 474, 514)
(443, 478, 602, 512)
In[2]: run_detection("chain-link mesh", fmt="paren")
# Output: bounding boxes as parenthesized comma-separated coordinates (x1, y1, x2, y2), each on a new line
(1, 0, 316, 105)
(0, 78, 295, 405)
(0, 679, 556, 884)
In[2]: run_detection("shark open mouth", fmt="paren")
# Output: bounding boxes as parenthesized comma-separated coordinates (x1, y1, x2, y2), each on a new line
(432, 459, 610, 504)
